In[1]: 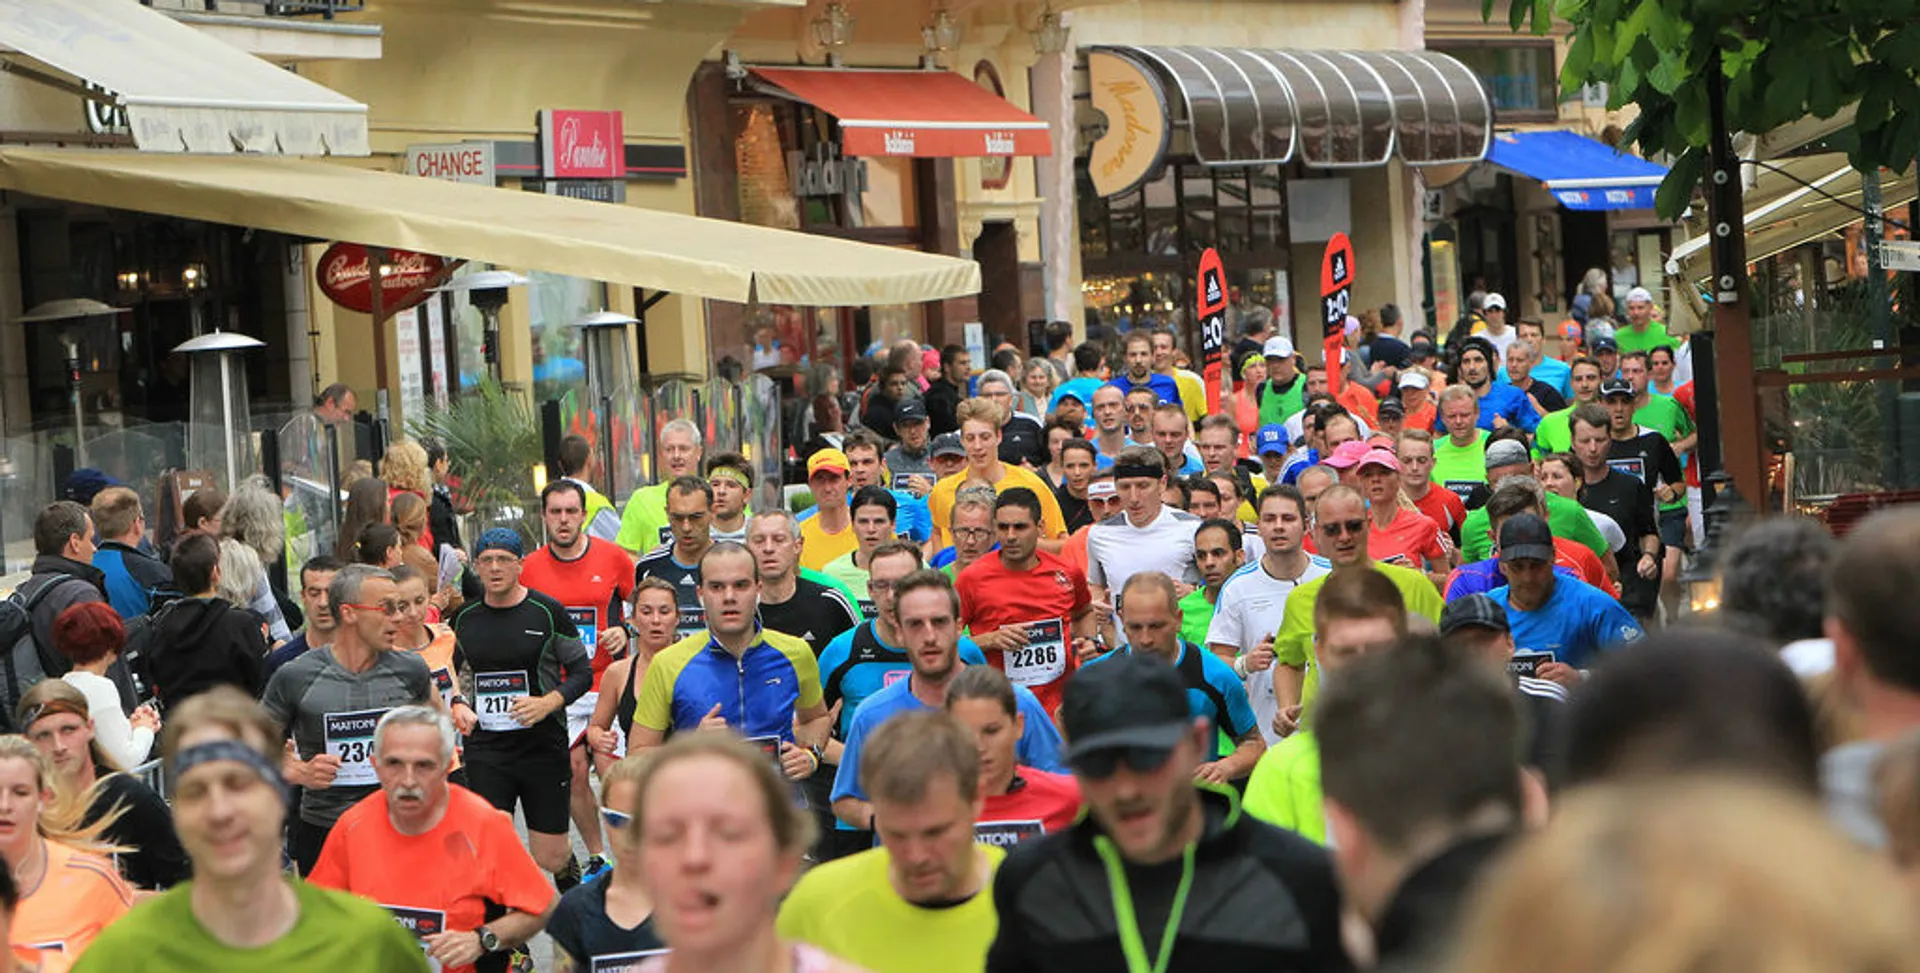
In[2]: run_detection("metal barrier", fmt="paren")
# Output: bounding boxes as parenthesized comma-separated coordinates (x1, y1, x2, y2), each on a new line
(129, 758, 168, 800)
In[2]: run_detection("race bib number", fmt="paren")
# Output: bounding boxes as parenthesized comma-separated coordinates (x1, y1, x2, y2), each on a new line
(675, 606, 706, 640)
(384, 905, 447, 973)
(430, 667, 455, 709)
(567, 607, 600, 660)
(747, 735, 783, 769)
(1443, 480, 1481, 503)
(858, 599, 877, 619)
(1608, 456, 1649, 484)
(974, 819, 1044, 847)
(1508, 651, 1556, 679)
(594, 950, 670, 973)
(323, 708, 388, 787)
(475, 671, 530, 732)
(1003, 618, 1067, 687)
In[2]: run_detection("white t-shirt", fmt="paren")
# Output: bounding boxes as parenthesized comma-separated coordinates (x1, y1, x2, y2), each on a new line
(1482, 325, 1517, 367)
(1205, 554, 1331, 745)
(1587, 508, 1627, 553)
(1085, 506, 1202, 603)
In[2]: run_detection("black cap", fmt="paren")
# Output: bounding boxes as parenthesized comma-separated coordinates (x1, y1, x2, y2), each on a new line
(1061, 653, 1192, 761)
(1376, 395, 1406, 419)
(894, 397, 929, 424)
(1599, 377, 1635, 399)
(930, 432, 965, 458)
(1440, 594, 1510, 636)
(1497, 513, 1556, 564)
(1591, 335, 1619, 353)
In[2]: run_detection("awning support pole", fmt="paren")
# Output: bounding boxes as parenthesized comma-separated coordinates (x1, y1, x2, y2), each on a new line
(1704, 52, 1765, 508)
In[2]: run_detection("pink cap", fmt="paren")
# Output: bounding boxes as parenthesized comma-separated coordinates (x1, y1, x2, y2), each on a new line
(1358, 447, 1401, 473)
(1325, 440, 1372, 469)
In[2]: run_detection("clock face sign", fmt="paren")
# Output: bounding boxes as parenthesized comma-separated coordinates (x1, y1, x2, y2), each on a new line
(975, 61, 1012, 190)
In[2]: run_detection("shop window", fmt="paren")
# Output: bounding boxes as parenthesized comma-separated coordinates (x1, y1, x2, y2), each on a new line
(1077, 160, 1291, 273)
(1430, 42, 1559, 121)
(527, 271, 608, 403)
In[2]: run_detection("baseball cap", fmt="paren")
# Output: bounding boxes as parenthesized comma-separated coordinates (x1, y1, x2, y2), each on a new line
(1343, 314, 1362, 337)
(475, 527, 524, 559)
(1376, 395, 1406, 419)
(1497, 513, 1556, 564)
(807, 448, 850, 478)
(1485, 292, 1508, 311)
(1439, 594, 1511, 636)
(1587, 319, 1617, 342)
(1484, 439, 1531, 470)
(1398, 371, 1430, 391)
(894, 398, 929, 424)
(1263, 336, 1296, 359)
(1590, 335, 1619, 354)
(1325, 440, 1372, 470)
(1061, 653, 1193, 765)
(1087, 479, 1117, 500)
(1255, 423, 1289, 456)
(62, 468, 119, 504)
(1625, 286, 1654, 305)
(930, 432, 965, 459)
(1557, 319, 1584, 345)
(1599, 377, 1635, 399)
(1358, 447, 1401, 472)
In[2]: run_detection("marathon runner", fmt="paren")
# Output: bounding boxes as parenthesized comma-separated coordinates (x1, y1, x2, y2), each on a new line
(546, 755, 665, 971)
(705, 452, 755, 543)
(1085, 447, 1200, 611)
(448, 529, 593, 884)
(309, 706, 556, 973)
(747, 510, 862, 656)
(585, 577, 679, 771)
(819, 486, 899, 615)
(615, 418, 704, 554)
(554, 434, 621, 542)
(520, 479, 635, 883)
(943, 665, 1083, 839)
(633, 476, 715, 640)
(0, 735, 131, 972)
(261, 563, 437, 876)
(1207, 484, 1330, 745)
(955, 488, 1095, 716)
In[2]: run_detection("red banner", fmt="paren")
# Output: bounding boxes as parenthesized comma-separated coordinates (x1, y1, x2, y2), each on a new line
(1320, 233, 1356, 396)
(538, 109, 625, 179)
(314, 243, 444, 317)
(1196, 248, 1228, 414)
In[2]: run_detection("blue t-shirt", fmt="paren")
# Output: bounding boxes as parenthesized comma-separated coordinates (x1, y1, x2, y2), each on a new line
(1085, 641, 1257, 759)
(1443, 558, 1576, 602)
(1051, 377, 1105, 412)
(816, 622, 986, 738)
(1497, 355, 1573, 399)
(1433, 382, 1540, 433)
(262, 632, 317, 684)
(1107, 372, 1184, 407)
(796, 488, 932, 544)
(831, 669, 1065, 825)
(1490, 578, 1644, 669)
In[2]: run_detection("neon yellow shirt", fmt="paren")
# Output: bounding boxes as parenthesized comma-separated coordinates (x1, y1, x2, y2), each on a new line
(614, 482, 669, 555)
(1172, 368, 1209, 423)
(1242, 729, 1324, 844)
(1274, 562, 1443, 723)
(1430, 430, 1489, 495)
(778, 844, 1005, 973)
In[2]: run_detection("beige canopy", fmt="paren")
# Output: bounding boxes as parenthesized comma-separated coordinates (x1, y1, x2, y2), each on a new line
(0, 147, 981, 307)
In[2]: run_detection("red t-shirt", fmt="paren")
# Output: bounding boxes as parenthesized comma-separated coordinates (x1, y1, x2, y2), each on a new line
(1369, 507, 1451, 571)
(1555, 536, 1617, 597)
(977, 768, 1082, 844)
(955, 551, 1093, 715)
(520, 539, 635, 690)
(1675, 382, 1700, 488)
(310, 785, 556, 973)
(1409, 484, 1468, 540)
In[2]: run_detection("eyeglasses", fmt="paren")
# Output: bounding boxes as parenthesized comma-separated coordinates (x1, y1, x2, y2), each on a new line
(1070, 745, 1173, 780)
(867, 579, 896, 593)
(1320, 519, 1368, 538)
(601, 807, 632, 831)
(952, 527, 992, 540)
(342, 601, 404, 617)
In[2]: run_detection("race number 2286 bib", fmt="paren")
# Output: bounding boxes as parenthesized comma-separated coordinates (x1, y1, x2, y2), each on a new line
(323, 708, 388, 787)
(475, 671, 530, 732)
(1004, 618, 1067, 687)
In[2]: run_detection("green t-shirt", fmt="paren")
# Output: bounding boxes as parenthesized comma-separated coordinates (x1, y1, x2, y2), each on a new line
(1533, 407, 1574, 456)
(1178, 587, 1217, 647)
(1614, 321, 1678, 356)
(821, 551, 872, 604)
(1242, 729, 1324, 844)
(614, 481, 670, 555)
(72, 879, 430, 973)
(1633, 396, 1694, 513)
(1274, 562, 1444, 723)
(1459, 491, 1612, 564)
(1258, 376, 1307, 427)
(801, 566, 866, 620)
(1430, 430, 1489, 495)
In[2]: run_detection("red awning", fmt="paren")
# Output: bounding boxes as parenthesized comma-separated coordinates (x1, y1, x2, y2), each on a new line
(749, 67, 1052, 159)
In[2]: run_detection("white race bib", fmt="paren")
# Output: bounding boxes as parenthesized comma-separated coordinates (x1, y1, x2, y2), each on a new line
(674, 606, 706, 641)
(323, 708, 387, 786)
(430, 667, 456, 709)
(384, 904, 447, 973)
(1003, 618, 1067, 687)
(594, 950, 669, 973)
(567, 607, 600, 660)
(475, 671, 530, 732)
(974, 819, 1044, 847)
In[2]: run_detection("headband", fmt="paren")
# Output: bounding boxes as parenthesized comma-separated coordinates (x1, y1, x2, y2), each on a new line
(709, 467, 751, 490)
(17, 696, 87, 731)
(172, 740, 291, 806)
(1111, 462, 1165, 482)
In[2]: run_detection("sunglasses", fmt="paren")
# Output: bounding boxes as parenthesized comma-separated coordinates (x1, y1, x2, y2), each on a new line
(601, 807, 632, 831)
(1070, 745, 1173, 779)
(342, 601, 405, 617)
(1321, 518, 1368, 538)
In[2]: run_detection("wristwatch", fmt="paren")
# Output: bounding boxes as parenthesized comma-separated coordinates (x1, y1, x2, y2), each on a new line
(477, 926, 501, 954)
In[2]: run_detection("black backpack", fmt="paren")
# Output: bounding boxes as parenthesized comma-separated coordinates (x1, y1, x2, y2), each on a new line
(0, 574, 78, 730)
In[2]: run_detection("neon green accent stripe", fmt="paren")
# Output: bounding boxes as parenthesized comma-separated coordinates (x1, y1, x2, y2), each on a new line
(1094, 835, 1196, 973)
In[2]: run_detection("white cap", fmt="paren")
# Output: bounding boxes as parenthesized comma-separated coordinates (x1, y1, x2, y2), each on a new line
(1626, 286, 1654, 304)
(1263, 336, 1295, 359)
(1484, 292, 1507, 311)
(1398, 371, 1430, 391)
(1343, 314, 1361, 337)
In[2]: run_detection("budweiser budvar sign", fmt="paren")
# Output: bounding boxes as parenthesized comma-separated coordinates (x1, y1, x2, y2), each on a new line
(315, 243, 445, 316)
(538, 109, 625, 180)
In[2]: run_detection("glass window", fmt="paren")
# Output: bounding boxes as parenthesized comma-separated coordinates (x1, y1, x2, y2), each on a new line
(526, 271, 608, 404)
(1431, 44, 1558, 117)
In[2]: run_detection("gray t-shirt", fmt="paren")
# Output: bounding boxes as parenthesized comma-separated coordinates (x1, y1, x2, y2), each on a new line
(1085, 506, 1202, 604)
(883, 444, 935, 483)
(262, 647, 435, 828)
(1822, 739, 1888, 850)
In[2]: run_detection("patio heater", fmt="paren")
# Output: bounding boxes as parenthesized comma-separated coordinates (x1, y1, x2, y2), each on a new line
(432, 271, 528, 382)
(570, 310, 638, 497)
(173, 331, 266, 492)
(18, 299, 126, 467)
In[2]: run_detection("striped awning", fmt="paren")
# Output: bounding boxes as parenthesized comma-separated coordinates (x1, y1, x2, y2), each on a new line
(1090, 45, 1491, 172)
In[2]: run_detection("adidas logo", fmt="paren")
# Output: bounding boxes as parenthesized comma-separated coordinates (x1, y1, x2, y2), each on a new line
(802, 631, 815, 641)
(678, 576, 696, 586)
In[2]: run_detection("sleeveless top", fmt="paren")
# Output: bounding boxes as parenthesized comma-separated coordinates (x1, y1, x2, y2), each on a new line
(617, 652, 642, 744)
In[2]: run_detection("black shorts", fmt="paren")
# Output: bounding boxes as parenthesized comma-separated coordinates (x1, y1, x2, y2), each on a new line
(464, 746, 571, 835)
(1658, 507, 1689, 550)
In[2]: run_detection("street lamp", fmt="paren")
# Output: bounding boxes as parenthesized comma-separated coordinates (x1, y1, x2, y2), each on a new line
(923, 7, 963, 62)
(432, 270, 528, 382)
(1680, 471, 1752, 615)
(1030, 5, 1070, 56)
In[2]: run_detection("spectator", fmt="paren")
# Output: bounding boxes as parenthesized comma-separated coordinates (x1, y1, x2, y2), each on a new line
(1718, 517, 1837, 673)
(1823, 509, 1920, 849)
(334, 476, 389, 563)
(88, 487, 174, 619)
(145, 532, 266, 705)
(220, 481, 292, 643)
(50, 603, 159, 770)
(420, 436, 464, 559)
(14, 502, 111, 707)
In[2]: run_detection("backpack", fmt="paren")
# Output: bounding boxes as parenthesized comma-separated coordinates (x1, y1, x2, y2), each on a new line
(0, 574, 78, 730)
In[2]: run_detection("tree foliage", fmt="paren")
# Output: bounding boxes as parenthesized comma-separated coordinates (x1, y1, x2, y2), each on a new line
(1488, 0, 1920, 218)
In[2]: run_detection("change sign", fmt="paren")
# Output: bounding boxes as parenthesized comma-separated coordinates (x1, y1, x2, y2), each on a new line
(1320, 233, 1356, 395)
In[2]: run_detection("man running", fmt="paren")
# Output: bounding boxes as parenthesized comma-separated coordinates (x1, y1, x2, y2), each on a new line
(1107, 332, 1181, 407)
(704, 452, 754, 543)
(448, 529, 592, 884)
(554, 434, 621, 542)
(957, 488, 1096, 716)
(1445, 336, 1537, 433)
(520, 479, 635, 884)
(264, 563, 437, 876)
(1488, 514, 1643, 680)
(1532, 355, 1605, 455)
(799, 449, 857, 572)
(820, 486, 899, 616)
(633, 476, 716, 640)
(1086, 447, 1200, 611)
(1571, 404, 1662, 620)
(927, 399, 1067, 548)
(614, 418, 703, 554)
(1208, 485, 1330, 745)
(747, 510, 861, 655)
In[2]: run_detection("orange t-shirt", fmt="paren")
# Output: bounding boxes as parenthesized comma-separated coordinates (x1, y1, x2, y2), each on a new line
(1369, 507, 1451, 572)
(1059, 525, 1092, 579)
(520, 540, 636, 691)
(309, 784, 556, 973)
(13, 839, 133, 973)
(1554, 536, 1618, 597)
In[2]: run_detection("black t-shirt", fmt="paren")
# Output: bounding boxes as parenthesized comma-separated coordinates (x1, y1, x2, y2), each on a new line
(1000, 415, 1049, 469)
(758, 578, 861, 656)
(85, 770, 189, 889)
(635, 547, 706, 639)
(1056, 483, 1093, 533)
(1520, 380, 1567, 413)
(1607, 429, 1683, 494)
(546, 873, 666, 970)
(449, 589, 590, 753)
(1579, 469, 1660, 613)
(1369, 334, 1412, 370)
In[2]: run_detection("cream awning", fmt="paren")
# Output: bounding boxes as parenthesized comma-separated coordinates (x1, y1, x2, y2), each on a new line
(0, 0, 368, 155)
(0, 147, 980, 306)
(1667, 154, 1916, 278)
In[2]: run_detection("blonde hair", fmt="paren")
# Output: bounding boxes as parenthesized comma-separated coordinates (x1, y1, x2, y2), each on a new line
(380, 440, 433, 495)
(0, 736, 123, 855)
(602, 751, 650, 805)
(628, 731, 815, 858)
(391, 492, 430, 548)
(1447, 777, 1920, 973)
(954, 397, 1006, 430)
(216, 538, 265, 610)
